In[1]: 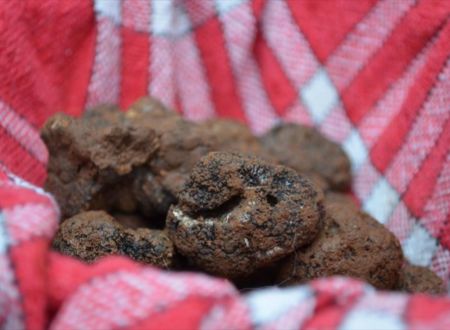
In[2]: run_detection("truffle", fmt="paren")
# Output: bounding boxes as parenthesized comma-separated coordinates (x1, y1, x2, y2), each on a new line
(277, 196, 403, 290)
(261, 123, 351, 191)
(167, 152, 325, 278)
(53, 211, 174, 268)
(199, 119, 274, 161)
(42, 106, 158, 218)
(397, 263, 446, 295)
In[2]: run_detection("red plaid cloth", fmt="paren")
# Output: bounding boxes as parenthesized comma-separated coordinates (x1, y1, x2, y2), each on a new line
(0, 0, 449, 329)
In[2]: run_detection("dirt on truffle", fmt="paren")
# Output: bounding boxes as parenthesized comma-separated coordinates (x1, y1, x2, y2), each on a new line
(167, 152, 325, 279)
(53, 210, 174, 268)
(261, 123, 351, 191)
(277, 195, 403, 290)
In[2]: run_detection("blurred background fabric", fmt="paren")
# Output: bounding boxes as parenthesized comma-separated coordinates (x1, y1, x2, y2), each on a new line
(0, 0, 449, 329)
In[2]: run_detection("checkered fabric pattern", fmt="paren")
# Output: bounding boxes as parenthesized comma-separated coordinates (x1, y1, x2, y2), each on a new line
(0, 0, 449, 329)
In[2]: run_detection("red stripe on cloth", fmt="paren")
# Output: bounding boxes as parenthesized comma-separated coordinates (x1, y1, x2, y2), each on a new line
(1, 0, 96, 125)
(0, 128, 47, 186)
(0, 186, 51, 208)
(0, 1, 95, 127)
(406, 295, 450, 325)
(62, 25, 97, 117)
(304, 307, 347, 330)
(0, 5, 57, 128)
(403, 117, 450, 218)
(21, 0, 96, 119)
(174, 87, 183, 115)
(385, 56, 450, 195)
(120, 28, 150, 109)
(286, 0, 377, 62)
(326, 0, 415, 92)
(252, 0, 266, 19)
(305, 278, 365, 329)
(439, 214, 450, 251)
(304, 278, 363, 329)
(371, 21, 450, 172)
(254, 37, 297, 116)
(0, 168, 8, 182)
(10, 239, 49, 330)
(193, 17, 246, 122)
(342, 0, 450, 125)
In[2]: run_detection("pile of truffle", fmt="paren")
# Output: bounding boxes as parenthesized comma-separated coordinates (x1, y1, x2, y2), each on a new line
(42, 97, 445, 295)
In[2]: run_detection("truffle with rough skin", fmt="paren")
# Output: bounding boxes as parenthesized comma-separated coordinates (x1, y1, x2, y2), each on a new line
(42, 105, 159, 218)
(53, 211, 174, 268)
(261, 123, 351, 191)
(167, 152, 325, 278)
(125, 98, 217, 216)
(277, 196, 403, 290)
(199, 119, 275, 162)
(397, 263, 446, 295)
(42, 98, 216, 219)
(325, 192, 358, 210)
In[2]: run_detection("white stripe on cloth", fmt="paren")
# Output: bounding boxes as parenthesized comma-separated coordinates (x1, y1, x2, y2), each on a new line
(421, 153, 450, 237)
(262, 0, 319, 88)
(432, 246, 450, 285)
(218, 1, 277, 134)
(0, 214, 24, 330)
(0, 100, 48, 164)
(326, 0, 415, 91)
(151, 0, 191, 37)
(387, 201, 415, 243)
(340, 309, 405, 330)
(85, 15, 121, 109)
(403, 223, 438, 267)
(386, 57, 450, 194)
(0, 213, 10, 254)
(174, 34, 215, 121)
(122, 0, 151, 33)
(358, 35, 435, 148)
(245, 286, 313, 327)
(94, 0, 121, 24)
(4, 203, 58, 246)
(149, 37, 176, 109)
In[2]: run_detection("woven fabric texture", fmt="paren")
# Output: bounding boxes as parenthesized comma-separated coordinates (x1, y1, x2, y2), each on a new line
(0, 0, 449, 329)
